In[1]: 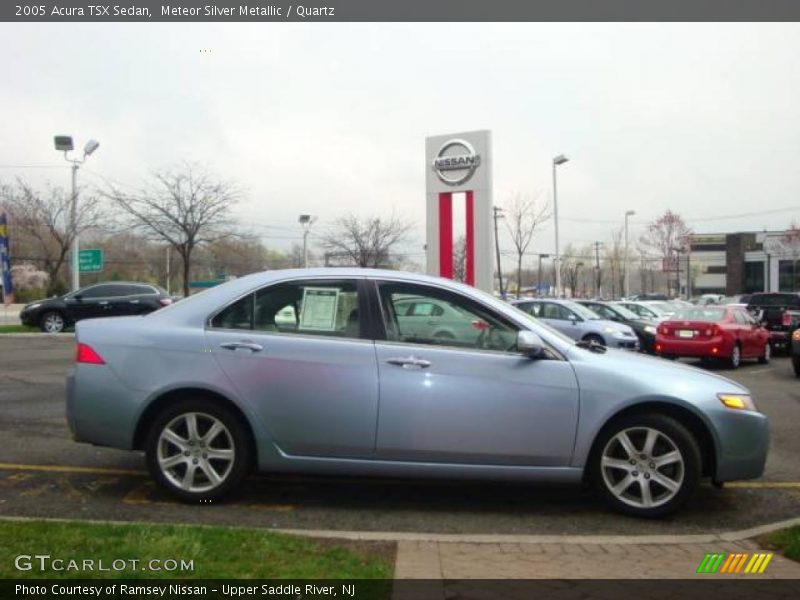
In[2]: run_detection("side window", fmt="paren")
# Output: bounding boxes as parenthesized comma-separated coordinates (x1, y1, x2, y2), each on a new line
(254, 280, 360, 338)
(211, 294, 254, 330)
(732, 311, 745, 325)
(80, 285, 112, 299)
(542, 303, 563, 320)
(595, 305, 613, 320)
(517, 302, 540, 317)
(379, 282, 518, 352)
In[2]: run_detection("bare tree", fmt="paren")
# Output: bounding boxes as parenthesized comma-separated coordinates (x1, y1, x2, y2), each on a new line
(106, 164, 240, 296)
(453, 235, 467, 282)
(504, 192, 551, 294)
(561, 244, 583, 298)
(639, 210, 692, 296)
(320, 214, 412, 268)
(0, 179, 103, 295)
(604, 228, 625, 298)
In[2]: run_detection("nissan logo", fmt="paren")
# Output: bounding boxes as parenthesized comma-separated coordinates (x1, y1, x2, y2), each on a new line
(433, 139, 480, 186)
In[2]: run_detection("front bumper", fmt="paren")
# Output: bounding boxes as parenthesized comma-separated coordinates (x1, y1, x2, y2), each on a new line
(713, 409, 770, 482)
(609, 336, 639, 351)
(767, 330, 790, 349)
(19, 310, 36, 326)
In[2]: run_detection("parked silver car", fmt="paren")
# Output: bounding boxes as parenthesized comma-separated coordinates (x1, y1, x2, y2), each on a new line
(513, 299, 639, 350)
(67, 269, 769, 517)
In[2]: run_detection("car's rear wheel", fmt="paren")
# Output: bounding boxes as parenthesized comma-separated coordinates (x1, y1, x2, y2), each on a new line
(39, 311, 65, 333)
(145, 399, 252, 502)
(591, 413, 701, 518)
(728, 344, 741, 369)
(758, 342, 771, 365)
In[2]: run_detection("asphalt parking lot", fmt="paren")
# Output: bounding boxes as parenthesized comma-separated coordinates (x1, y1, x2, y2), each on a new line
(0, 336, 798, 536)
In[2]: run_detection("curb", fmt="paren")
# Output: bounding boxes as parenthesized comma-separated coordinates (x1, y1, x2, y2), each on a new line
(1, 515, 798, 546)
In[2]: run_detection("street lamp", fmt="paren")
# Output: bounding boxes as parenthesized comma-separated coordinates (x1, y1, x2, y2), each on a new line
(54, 135, 100, 292)
(298, 214, 317, 268)
(624, 210, 636, 299)
(552, 154, 569, 297)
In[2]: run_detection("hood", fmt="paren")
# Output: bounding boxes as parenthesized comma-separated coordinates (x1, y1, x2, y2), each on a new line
(591, 318, 635, 335)
(566, 344, 751, 398)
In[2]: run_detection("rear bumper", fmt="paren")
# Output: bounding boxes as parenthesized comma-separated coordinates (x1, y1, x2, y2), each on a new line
(656, 335, 730, 358)
(768, 330, 790, 348)
(66, 364, 143, 450)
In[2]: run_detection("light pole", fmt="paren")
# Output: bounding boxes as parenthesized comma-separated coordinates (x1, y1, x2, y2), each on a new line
(492, 206, 505, 298)
(298, 214, 317, 268)
(54, 135, 100, 292)
(552, 154, 569, 297)
(624, 210, 635, 299)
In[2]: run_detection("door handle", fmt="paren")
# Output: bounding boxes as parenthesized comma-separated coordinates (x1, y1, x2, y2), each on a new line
(386, 356, 431, 369)
(98, 301, 109, 305)
(220, 341, 263, 352)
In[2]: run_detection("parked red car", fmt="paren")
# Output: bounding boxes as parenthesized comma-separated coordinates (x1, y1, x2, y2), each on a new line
(655, 306, 770, 369)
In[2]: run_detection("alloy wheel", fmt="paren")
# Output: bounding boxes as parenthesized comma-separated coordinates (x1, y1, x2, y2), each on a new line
(156, 412, 235, 493)
(42, 312, 64, 333)
(600, 426, 685, 510)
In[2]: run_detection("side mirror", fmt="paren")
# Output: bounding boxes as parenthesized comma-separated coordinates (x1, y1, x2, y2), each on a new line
(568, 314, 579, 323)
(517, 330, 545, 358)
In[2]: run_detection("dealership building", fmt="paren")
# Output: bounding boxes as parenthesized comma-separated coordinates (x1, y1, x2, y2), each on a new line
(688, 230, 800, 295)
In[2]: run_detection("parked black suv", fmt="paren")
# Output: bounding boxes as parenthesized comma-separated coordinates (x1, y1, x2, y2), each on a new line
(20, 282, 172, 333)
(746, 292, 800, 353)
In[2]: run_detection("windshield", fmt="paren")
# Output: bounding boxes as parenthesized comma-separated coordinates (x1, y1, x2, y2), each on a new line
(608, 303, 641, 320)
(562, 301, 602, 320)
(672, 307, 727, 322)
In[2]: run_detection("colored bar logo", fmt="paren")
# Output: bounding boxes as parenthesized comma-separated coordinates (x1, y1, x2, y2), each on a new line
(697, 552, 773, 574)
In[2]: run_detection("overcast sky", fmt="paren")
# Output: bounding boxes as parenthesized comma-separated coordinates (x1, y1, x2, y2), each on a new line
(2, 23, 799, 268)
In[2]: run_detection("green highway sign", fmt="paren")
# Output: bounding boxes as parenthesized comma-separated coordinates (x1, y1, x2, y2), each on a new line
(79, 249, 104, 273)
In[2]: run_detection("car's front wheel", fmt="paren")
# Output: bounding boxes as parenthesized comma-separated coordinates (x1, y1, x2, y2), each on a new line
(591, 413, 701, 517)
(39, 311, 65, 333)
(145, 399, 252, 502)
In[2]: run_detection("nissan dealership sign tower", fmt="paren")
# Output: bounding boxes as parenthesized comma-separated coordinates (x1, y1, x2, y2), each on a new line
(425, 130, 494, 292)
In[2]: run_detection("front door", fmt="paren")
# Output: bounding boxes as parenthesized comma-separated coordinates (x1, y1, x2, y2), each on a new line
(206, 278, 379, 459)
(373, 282, 580, 467)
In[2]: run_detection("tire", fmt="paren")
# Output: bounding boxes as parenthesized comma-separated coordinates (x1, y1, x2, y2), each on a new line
(145, 397, 253, 503)
(583, 333, 606, 346)
(590, 413, 701, 518)
(758, 342, 771, 365)
(728, 344, 741, 369)
(39, 311, 65, 334)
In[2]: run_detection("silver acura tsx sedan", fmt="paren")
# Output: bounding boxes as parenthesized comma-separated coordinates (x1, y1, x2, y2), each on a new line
(66, 269, 769, 517)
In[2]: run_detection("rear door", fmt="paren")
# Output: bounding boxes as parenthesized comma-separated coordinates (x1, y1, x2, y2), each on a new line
(206, 278, 380, 459)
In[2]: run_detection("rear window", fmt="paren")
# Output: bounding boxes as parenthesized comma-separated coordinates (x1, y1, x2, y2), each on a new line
(672, 308, 726, 322)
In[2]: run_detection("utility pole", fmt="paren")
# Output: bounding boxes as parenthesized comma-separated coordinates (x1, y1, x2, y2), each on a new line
(298, 214, 317, 268)
(594, 241, 603, 297)
(493, 206, 505, 298)
(165, 246, 171, 295)
(624, 210, 635, 299)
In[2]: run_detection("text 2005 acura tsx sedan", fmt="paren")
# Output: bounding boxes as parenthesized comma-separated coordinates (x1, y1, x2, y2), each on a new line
(66, 269, 769, 517)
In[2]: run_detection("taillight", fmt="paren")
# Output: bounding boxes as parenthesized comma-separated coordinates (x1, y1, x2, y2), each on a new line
(704, 325, 720, 337)
(159, 298, 173, 306)
(76, 343, 105, 365)
(658, 326, 667, 335)
(783, 313, 791, 327)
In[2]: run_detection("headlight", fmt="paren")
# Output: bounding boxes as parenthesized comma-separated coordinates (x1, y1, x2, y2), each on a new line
(718, 394, 757, 412)
(644, 325, 657, 334)
(26, 303, 42, 310)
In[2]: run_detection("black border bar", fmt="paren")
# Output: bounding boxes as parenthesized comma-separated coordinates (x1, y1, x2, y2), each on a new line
(4, 0, 800, 23)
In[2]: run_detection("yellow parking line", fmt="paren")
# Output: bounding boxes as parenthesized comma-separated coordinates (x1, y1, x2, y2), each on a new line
(0, 462, 146, 477)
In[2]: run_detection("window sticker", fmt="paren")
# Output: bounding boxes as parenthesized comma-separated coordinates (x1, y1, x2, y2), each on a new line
(299, 287, 340, 331)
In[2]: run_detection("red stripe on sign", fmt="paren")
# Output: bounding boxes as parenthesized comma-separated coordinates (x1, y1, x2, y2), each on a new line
(439, 193, 453, 279)
(465, 191, 475, 285)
